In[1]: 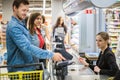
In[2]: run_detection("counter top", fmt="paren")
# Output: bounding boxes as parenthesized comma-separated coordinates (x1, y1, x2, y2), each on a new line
(65, 64, 110, 80)
(65, 48, 109, 80)
(65, 75, 109, 80)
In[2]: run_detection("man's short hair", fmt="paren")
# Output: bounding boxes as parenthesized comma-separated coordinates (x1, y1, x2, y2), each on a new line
(12, 0, 29, 9)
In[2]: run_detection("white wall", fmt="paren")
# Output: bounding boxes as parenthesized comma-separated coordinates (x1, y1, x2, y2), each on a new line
(76, 10, 96, 52)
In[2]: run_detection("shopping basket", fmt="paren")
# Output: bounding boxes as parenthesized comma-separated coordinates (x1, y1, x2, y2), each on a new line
(0, 63, 44, 80)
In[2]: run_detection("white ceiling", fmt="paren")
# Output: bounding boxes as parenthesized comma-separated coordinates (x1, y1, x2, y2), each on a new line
(0, 0, 120, 13)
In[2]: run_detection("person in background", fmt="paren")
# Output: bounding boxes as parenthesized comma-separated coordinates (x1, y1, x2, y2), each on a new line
(79, 32, 119, 76)
(28, 13, 46, 49)
(6, 0, 65, 72)
(70, 18, 79, 51)
(53, 16, 73, 79)
(53, 16, 67, 49)
(28, 12, 48, 69)
(41, 15, 51, 50)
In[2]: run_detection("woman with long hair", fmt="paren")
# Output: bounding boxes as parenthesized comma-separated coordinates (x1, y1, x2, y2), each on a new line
(79, 32, 119, 76)
(53, 16, 68, 48)
(53, 16, 67, 38)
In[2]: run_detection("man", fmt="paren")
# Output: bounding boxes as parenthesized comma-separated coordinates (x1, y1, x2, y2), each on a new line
(6, 0, 65, 72)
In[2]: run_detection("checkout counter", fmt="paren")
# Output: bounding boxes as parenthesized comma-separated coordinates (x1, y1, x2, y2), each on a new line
(65, 47, 111, 80)
(61, 0, 117, 80)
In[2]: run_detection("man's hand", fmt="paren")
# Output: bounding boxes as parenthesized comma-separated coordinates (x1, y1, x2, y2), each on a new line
(52, 52, 66, 61)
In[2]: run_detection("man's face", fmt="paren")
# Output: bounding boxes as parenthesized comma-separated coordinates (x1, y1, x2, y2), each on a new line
(14, 3, 29, 20)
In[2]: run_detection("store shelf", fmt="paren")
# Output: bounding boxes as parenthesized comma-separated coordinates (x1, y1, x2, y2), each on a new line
(111, 41, 118, 44)
(107, 27, 120, 29)
(109, 34, 120, 36)
(106, 9, 120, 53)
(108, 22, 120, 25)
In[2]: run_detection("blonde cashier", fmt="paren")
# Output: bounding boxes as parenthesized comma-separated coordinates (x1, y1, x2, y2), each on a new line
(79, 32, 119, 76)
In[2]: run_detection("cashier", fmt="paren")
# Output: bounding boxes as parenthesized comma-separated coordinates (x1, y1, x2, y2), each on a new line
(79, 32, 119, 76)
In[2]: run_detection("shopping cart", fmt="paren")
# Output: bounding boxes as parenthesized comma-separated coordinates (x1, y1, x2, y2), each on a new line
(55, 60, 74, 80)
(0, 63, 44, 80)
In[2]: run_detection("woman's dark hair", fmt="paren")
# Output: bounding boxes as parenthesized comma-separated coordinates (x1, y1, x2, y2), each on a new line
(42, 15, 45, 23)
(97, 32, 110, 46)
(53, 16, 67, 35)
(25, 16, 29, 26)
(28, 13, 41, 35)
(13, 0, 29, 9)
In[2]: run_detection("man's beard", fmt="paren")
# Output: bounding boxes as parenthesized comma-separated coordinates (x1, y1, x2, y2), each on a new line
(16, 14, 23, 21)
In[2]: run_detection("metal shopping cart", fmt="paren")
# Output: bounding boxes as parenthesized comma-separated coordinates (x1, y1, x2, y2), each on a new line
(0, 63, 44, 80)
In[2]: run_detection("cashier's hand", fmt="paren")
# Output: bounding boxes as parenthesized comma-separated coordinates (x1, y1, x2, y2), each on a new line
(79, 57, 89, 66)
(52, 52, 66, 61)
(94, 66, 101, 73)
